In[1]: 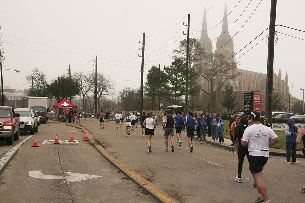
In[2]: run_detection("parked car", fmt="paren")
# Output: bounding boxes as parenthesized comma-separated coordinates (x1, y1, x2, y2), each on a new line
(15, 108, 39, 134)
(274, 113, 295, 119)
(30, 106, 48, 123)
(272, 111, 286, 118)
(289, 114, 305, 121)
(0, 106, 20, 145)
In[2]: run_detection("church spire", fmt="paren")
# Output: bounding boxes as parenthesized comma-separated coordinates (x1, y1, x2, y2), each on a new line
(200, 9, 212, 54)
(201, 9, 208, 38)
(222, 4, 228, 34)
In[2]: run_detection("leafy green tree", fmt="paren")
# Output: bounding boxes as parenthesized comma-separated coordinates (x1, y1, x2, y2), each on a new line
(272, 92, 285, 111)
(145, 66, 169, 110)
(221, 84, 237, 113)
(48, 76, 80, 102)
(26, 68, 49, 97)
(292, 100, 305, 114)
(120, 88, 140, 112)
(164, 58, 185, 104)
(172, 38, 203, 109)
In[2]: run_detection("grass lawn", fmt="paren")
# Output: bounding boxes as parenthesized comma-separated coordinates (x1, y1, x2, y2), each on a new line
(223, 120, 303, 151)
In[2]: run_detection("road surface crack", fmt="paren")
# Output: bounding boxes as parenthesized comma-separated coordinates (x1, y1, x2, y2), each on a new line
(57, 147, 75, 203)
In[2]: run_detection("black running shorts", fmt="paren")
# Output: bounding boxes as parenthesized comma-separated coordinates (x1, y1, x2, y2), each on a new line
(145, 128, 154, 135)
(175, 127, 182, 133)
(187, 128, 195, 137)
(131, 120, 136, 125)
(248, 155, 268, 174)
(164, 128, 174, 136)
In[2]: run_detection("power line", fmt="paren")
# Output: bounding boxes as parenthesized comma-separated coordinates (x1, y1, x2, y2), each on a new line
(276, 31, 305, 42)
(275, 24, 305, 33)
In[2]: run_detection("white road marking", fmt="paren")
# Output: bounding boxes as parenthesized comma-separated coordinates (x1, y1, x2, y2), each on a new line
(0, 135, 34, 173)
(181, 152, 225, 168)
(42, 140, 79, 145)
(29, 170, 102, 183)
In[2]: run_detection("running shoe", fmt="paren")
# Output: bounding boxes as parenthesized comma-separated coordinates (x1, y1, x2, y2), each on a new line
(255, 194, 264, 203)
(200, 141, 203, 144)
(190, 146, 193, 152)
(171, 145, 174, 152)
(165, 148, 168, 152)
(149, 146, 152, 152)
(176, 141, 179, 145)
(235, 176, 242, 183)
(178, 141, 182, 146)
(146, 148, 150, 153)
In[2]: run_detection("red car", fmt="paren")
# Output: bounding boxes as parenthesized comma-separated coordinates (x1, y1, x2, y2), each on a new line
(0, 106, 20, 145)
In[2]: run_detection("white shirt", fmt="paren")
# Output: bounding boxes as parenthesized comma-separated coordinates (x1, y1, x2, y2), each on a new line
(242, 124, 278, 157)
(115, 114, 121, 120)
(131, 115, 137, 121)
(145, 118, 154, 129)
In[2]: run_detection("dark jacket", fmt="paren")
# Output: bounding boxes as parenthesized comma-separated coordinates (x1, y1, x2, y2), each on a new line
(234, 118, 248, 146)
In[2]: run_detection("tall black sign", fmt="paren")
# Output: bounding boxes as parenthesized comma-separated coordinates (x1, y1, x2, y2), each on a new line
(244, 92, 254, 113)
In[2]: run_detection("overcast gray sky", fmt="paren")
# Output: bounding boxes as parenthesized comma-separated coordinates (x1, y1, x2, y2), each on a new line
(0, 0, 304, 100)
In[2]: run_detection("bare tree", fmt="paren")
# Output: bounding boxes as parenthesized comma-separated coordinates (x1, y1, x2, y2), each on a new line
(199, 53, 239, 113)
(73, 72, 92, 111)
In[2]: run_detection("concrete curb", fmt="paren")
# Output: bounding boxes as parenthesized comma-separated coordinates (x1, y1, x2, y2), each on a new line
(0, 135, 33, 174)
(66, 123, 178, 203)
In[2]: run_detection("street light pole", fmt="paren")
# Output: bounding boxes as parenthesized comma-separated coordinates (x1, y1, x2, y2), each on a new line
(300, 88, 305, 112)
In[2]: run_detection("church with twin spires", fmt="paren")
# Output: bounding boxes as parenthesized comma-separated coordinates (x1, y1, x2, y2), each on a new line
(197, 5, 290, 113)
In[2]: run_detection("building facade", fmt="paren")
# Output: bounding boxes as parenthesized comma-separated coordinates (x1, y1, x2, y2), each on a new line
(198, 5, 290, 113)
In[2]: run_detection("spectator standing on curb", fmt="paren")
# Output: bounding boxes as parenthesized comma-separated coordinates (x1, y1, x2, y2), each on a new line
(140, 112, 147, 137)
(263, 118, 271, 127)
(211, 113, 217, 142)
(231, 116, 240, 153)
(297, 128, 305, 192)
(164, 111, 175, 152)
(285, 118, 298, 163)
(234, 117, 249, 183)
(229, 114, 235, 146)
(185, 112, 197, 152)
(207, 112, 212, 137)
(199, 115, 207, 144)
(241, 112, 280, 203)
(174, 111, 184, 146)
(143, 113, 156, 153)
(216, 115, 224, 144)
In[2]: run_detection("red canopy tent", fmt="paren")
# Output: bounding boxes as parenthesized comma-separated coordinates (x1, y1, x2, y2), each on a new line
(53, 99, 78, 109)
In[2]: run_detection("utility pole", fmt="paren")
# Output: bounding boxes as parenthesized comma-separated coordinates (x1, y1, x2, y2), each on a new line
(139, 33, 145, 118)
(158, 64, 161, 111)
(185, 14, 190, 114)
(301, 88, 305, 112)
(0, 48, 4, 106)
(94, 56, 98, 118)
(266, 0, 277, 126)
(68, 64, 71, 78)
(68, 64, 72, 102)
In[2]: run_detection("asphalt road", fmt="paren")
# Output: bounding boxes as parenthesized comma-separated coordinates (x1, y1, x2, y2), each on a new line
(0, 121, 155, 203)
(80, 119, 305, 203)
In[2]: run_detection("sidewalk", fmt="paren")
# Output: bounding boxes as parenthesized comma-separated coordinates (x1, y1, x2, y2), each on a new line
(200, 134, 304, 158)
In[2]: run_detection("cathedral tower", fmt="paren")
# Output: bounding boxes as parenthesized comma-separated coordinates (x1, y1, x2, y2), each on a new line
(215, 4, 235, 63)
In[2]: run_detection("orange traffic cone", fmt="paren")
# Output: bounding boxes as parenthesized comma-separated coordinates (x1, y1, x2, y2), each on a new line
(69, 133, 74, 142)
(83, 132, 88, 141)
(31, 136, 39, 147)
(54, 134, 60, 144)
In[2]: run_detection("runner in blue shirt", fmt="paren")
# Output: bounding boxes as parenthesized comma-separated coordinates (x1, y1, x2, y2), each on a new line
(174, 111, 185, 146)
(185, 112, 197, 152)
